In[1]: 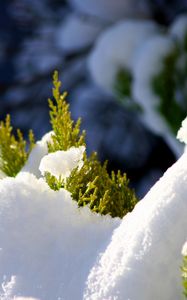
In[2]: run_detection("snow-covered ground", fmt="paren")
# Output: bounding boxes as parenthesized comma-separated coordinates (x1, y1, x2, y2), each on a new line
(0, 120, 187, 299)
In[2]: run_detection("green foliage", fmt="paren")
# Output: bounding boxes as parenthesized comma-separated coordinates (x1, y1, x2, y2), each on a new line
(46, 71, 138, 218)
(114, 69, 142, 111)
(182, 254, 187, 298)
(114, 68, 132, 99)
(48, 71, 85, 152)
(0, 115, 35, 177)
(152, 44, 187, 135)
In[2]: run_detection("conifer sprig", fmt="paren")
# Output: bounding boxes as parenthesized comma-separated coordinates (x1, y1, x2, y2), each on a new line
(46, 71, 138, 218)
(0, 115, 35, 177)
(47, 71, 85, 152)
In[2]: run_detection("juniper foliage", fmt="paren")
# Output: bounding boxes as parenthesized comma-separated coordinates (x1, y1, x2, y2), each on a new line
(0, 115, 35, 177)
(46, 71, 138, 218)
(182, 254, 187, 298)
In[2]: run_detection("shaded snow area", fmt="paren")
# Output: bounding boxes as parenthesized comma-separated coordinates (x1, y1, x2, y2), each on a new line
(84, 151, 187, 300)
(0, 172, 119, 300)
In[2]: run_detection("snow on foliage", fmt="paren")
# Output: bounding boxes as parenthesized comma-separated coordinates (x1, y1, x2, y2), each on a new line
(0, 172, 119, 300)
(84, 148, 187, 299)
(88, 20, 159, 94)
(39, 146, 85, 178)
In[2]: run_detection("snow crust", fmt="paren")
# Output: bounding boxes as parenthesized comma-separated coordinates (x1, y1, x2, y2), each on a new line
(39, 146, 85, 178)
(0, 172, 119, 299)
(84, 151, 187, 299)
(88, 20, 159, 94)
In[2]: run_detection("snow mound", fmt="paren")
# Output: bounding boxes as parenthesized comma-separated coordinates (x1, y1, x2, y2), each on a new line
(84, 151, 187, 299)
(0, 172, 119, 300)
(170, 14, 187, 42)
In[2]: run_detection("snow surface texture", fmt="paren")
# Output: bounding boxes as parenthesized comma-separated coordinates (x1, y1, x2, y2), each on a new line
(0, 172, 120, 299)
(84, 150, 187, 300)
(68, 0, 150, 22)
(88, 20, 159, 94)
(132, 34, 183, 156)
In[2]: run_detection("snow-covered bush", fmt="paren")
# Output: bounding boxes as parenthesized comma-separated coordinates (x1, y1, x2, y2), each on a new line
(88, 15, 187, 156)
(0, 71, 137, 218)
(1, 72, 187, 299)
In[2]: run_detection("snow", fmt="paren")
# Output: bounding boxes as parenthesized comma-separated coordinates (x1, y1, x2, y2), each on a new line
(21, 131, 53, 178)
(56, 14, 104, 53)
(182, 241, 187, 256)
(1, 123, 187, 299)
(88, 20, 159, 94)
(84, 149, 187, 299)
(39, 146, 85, 178)
(0, 171, 120, 299)
(177, 116, 187, 144)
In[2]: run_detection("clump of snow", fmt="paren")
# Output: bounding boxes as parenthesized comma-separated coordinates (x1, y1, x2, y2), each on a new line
(68, 0, 150, 22)
(56, 14, 104, 53)
(88, 20, 159, 94)
(21, 131, 53, 178)
(177, 117, 187, 144)
(0, 171, 119, 299)
(182, 241, 187, 256)
(84, 150, 187, 299)
(170, 14, 187, 42)
(39, 146, 85, 179)
(14, 298, 39, 300)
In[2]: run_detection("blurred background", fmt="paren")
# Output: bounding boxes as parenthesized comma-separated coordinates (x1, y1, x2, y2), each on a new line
(1, 0, 187, 197)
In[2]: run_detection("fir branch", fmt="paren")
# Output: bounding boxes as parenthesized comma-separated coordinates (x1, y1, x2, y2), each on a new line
(182, 254, 187, 298)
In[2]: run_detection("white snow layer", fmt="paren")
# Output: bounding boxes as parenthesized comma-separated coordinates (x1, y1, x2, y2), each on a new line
(88, 20, 159, 94)
(39, 146, 85, 178)
(0, 172, 120, 300)
(68, 0, 150, 22)
(84, 150, 187, 300)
